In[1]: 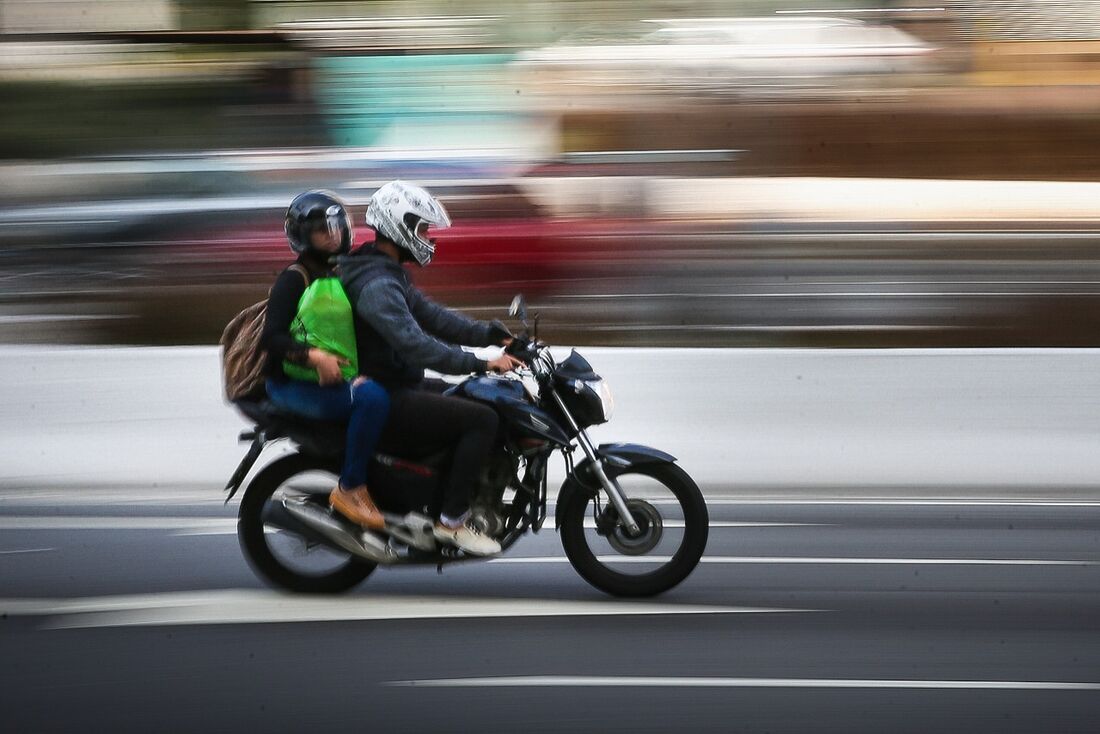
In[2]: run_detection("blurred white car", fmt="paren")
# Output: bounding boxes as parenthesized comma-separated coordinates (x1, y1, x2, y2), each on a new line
(516, 16, 935, 99)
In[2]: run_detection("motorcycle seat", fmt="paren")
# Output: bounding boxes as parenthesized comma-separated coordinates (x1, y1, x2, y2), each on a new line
(232, 398, 345, 460)
(231, 399, 455, 466)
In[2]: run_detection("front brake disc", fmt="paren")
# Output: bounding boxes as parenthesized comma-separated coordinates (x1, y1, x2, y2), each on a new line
(607, 499, 663, 556)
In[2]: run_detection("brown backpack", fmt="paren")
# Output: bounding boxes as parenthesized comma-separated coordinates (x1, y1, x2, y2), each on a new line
(219, 264, 309, 402)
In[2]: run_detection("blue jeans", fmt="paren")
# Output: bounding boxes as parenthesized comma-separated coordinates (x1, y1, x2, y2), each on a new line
(266, 378, 390, 490)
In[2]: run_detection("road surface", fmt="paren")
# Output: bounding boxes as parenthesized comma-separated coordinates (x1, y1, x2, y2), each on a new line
(1, 489, 1097, 733)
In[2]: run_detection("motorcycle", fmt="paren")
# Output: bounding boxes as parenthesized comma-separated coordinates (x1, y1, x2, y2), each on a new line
(225, 296, 708, 597)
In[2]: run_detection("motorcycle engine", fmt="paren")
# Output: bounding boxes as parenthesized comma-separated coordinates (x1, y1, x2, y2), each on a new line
(469, 450, 515, 537)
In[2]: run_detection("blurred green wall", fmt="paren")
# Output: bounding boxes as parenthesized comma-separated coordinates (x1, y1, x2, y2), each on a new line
(316, 53, 519, 147)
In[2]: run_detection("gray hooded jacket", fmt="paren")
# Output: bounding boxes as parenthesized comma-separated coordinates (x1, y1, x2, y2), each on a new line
(337, 247, 499, 388)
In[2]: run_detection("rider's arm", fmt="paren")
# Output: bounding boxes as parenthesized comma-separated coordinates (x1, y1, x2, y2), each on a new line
(356, 278, 488, 375)
(408, 288, 506, 347)
(260, 266, 311, 367)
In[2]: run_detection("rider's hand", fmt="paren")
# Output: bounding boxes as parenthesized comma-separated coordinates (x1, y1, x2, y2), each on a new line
(309, 349, 348, 386)
(487, 353, 524, 374)
(488, 319, 513, 346)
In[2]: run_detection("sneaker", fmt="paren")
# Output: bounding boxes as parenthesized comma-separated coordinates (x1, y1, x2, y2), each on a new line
(330, 485, 385, 530)
(433, 520, 501, 556)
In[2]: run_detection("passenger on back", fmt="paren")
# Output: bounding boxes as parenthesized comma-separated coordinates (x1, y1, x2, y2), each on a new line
(261, 190, 390, 530)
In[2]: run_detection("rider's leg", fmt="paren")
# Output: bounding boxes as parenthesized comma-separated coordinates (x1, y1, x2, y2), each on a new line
(378, 389, 500, 554)
(437, 403, 497, 520)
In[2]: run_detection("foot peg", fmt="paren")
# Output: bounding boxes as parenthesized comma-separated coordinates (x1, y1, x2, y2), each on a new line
(382, 512, 437, 551)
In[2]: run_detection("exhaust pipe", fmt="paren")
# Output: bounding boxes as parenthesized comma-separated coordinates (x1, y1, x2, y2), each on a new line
(279, 496, 399, 564)
(260, 499, 332, 548)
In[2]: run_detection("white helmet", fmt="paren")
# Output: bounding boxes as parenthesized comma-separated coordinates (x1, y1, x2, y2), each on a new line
(365, 181, 451, 266)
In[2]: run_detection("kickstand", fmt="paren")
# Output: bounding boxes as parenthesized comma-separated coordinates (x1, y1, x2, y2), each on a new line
(436, 562, 444, 575)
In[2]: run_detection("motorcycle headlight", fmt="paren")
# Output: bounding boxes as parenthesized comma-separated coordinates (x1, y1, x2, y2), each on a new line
(577, 378, 614, 423)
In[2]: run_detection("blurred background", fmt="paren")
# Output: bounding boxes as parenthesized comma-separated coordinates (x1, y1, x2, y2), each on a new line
(4, 0, 1100, 347)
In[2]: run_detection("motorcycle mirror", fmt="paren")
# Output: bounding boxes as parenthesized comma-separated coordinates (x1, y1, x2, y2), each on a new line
(509, 294, 528, 324)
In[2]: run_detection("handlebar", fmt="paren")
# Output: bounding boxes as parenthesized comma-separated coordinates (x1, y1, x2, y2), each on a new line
(504, 335, 540, 365)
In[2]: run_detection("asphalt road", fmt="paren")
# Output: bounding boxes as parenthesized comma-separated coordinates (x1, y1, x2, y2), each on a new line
(2, 489, 1098, 733)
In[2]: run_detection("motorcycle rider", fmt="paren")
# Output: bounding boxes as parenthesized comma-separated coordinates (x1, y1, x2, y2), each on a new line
(338, 180, 522, 556)
(261, 190, 391, 530)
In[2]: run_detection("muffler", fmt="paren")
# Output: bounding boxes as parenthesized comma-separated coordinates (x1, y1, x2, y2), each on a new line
(279, 495, 399, 564)
(260, 499, 332, 548)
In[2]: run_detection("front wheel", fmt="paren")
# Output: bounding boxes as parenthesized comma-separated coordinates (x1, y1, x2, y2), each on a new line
(559, 462, 708, 597)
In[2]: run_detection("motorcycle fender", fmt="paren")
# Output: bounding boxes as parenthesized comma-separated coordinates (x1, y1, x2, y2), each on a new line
(554, 443, 677, 530)
(224, 430, 265, 504)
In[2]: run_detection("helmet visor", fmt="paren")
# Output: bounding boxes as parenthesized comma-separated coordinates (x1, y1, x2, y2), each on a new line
(323, 205, 346, 241)
(403, 213, 438, 262)
(304, 204, 350, 250)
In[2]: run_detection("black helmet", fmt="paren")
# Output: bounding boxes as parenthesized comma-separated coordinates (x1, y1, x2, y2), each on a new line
(284, 190, 353, 255)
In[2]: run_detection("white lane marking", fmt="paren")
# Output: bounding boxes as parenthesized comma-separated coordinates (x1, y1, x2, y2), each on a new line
(0, 517, 235, 534)
(2, 495, 1097, 509)
(172, 529, 237, 537)
(581, 521, 824, 529)
(547, 498, 1100, 508)
(673, 499, 1100, 507)
(0, 548, 53, 555)
(491, 556, 1098, 566)
(384, 676, 1100, 691)
(0, 516, 814, 536)
(0, 490, 219, 505)
(0, 590, 815, 629)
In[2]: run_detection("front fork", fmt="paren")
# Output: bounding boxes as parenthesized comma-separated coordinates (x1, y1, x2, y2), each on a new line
(547, 387, 640, 535)
(580, 437, 640, 536)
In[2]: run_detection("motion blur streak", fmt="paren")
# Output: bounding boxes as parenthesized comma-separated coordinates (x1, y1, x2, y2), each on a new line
(5, 3, 1100, 733)
(4, 2, 1100, 347)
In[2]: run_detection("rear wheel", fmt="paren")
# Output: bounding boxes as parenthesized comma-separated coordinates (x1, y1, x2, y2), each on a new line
(238, 454, 376, 594)
(559, 462, 708, 597)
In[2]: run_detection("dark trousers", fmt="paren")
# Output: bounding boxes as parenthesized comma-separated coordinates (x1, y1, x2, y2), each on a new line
(377, 381, 499, 518)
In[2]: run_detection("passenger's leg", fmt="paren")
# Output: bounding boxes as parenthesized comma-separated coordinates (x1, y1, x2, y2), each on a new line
(331, 380, 390, 530)
(265, 378, 388, 529)
(265, 379, 352, 421)
(340, 380, 390, 488)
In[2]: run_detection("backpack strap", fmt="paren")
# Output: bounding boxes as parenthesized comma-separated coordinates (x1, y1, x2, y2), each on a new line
(287, 263, 311, 288)
(268, 263, 311, 297)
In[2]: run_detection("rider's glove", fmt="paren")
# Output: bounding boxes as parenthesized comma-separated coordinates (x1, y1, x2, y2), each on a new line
(487, 319, 513, 345)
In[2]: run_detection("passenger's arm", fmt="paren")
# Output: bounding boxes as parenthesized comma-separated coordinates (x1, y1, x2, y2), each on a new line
(260, 267, 311, 366)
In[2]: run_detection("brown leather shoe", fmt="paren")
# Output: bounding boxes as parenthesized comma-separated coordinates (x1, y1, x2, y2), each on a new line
(329, 485, 385, 529)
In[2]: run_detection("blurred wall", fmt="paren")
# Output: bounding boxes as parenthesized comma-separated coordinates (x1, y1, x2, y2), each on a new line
(2, 1, 176, 32)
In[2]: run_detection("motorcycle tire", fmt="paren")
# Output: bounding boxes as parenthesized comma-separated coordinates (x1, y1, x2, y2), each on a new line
(559, 462, 708, 597)
(238, 454, 377, 594)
